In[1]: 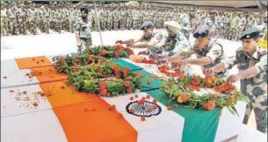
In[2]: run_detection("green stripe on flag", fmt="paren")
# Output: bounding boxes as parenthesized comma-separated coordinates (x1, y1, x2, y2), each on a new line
(112, 59, 143, 71)
(133, 70, 163, 92)
(146, 89, 220, 142)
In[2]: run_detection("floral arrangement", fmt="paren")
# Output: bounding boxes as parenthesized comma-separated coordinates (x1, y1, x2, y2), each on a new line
(158, 65, 185, 78)
(82, 45, 134, 58)
(160, 75, 248, 115)
(53, 55, 107, 74)
(66, 61, 142, 97)
(53, 44, 134, 74)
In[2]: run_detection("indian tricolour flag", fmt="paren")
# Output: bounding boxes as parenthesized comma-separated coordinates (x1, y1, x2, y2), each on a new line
(1, 56, 185, 142)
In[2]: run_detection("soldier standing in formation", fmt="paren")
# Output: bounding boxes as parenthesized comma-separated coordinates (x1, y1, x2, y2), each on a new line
(0, 1, 265, 43)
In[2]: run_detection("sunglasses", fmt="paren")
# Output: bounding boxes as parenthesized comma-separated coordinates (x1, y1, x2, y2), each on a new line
(193, 32, 208, 38)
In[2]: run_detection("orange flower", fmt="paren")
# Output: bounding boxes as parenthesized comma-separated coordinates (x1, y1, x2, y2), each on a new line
(140, 117, 146, 121)
(211, 93, 218, 98)
(203, 100, 216, 111)
(167, 82, 173, 86)
(181, 93, 190, 102)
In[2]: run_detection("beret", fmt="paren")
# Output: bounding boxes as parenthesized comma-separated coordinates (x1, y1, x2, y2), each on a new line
(193, 25, 210, 38)
(140, 21, 154, 30)
(240, 27, 260, 40)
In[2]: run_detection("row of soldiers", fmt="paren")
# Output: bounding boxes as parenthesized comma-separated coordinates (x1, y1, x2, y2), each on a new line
(1, 2, 266, 41)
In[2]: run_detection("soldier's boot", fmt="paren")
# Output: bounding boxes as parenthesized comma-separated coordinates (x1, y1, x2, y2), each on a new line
(254, 107, 267, 133)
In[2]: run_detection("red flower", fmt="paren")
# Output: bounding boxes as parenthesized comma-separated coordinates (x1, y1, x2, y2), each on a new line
(55, 66, 62, 71)
(174, 104, 179, 108)
(100, 89, 108, 96)
(138, 99, 145, 105)
(153, 99, 157, 103)
(98, 50, 108, 56)
(146, 95, 151, 99)
(127, 87, 132, 93)
(167, 106, 172, 111)
(124, 72, 129, 78)
(124, 68, 130, 72)
(99, 81, 106, 89)
(123, 81, 131, 87)
(98, 69, 104, 73)
(115, 74, 121, 79)
(130, 96, 134, 100)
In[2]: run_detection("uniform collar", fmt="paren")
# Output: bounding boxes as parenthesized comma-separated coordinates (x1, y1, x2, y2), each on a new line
(246, 46, 264, 60)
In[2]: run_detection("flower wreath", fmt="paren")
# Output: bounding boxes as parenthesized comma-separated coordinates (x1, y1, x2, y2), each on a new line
(160, 75, 248, 115)
(65, 61, 142, 97)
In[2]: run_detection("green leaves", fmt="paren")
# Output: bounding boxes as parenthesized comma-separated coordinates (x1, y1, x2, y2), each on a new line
(160, 76, 247, 116)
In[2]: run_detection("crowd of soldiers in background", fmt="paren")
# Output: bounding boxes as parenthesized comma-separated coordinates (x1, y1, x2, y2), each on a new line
(1, 1, 266, 41)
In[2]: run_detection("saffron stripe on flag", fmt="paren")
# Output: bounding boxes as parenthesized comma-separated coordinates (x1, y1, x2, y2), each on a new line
(15, 56, 52, 69)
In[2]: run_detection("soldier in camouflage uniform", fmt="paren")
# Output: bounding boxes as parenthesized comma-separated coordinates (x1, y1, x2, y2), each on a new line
(75, 7, 92, 52)
(1, 3, 8, 36)
(205, 27, 267, 133)
(142, 21, 190, 61)
(170, 24, 226, 77)
(118, 21, 165, 49)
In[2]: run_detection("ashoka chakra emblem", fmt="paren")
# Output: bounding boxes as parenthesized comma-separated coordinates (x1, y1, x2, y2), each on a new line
(126, 101, 162, 117)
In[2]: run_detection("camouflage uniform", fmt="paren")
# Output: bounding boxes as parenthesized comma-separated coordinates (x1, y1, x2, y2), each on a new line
(224, 47, 267, 133)
(75, 17, 92, 51)
(150, 31, 190, 59)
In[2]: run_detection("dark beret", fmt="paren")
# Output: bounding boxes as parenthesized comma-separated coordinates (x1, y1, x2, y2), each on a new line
(240, 27, 260, 40)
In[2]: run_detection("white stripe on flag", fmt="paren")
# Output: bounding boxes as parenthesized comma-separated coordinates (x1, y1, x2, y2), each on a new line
(103, 92, 185, 142)
(1, 109, 68, 142)
(1, 84, 52, 117)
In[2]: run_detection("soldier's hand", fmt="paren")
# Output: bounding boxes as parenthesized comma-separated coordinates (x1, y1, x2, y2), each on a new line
(169, 54, 182, 62)
(77, 41, 82, 47)
(226, 75, 240, 83)
(203, 68, 216, 77)
(171, 62, 180, 69)
(157, 59, 168, 66)
(138, 50, 149, 55)
(115, 40, 123, 44)
(149, 54, 160, 60)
